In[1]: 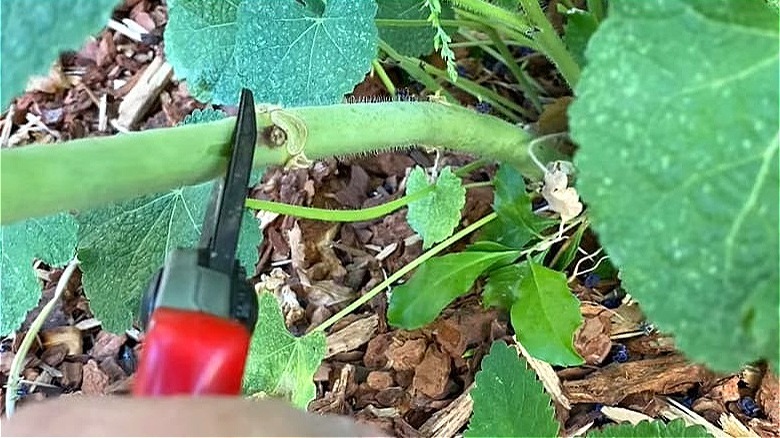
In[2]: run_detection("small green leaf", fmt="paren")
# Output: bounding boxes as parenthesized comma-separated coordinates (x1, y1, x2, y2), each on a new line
(0, 0, 119, 107)
(587, 419, 712, 438)
(164, 0, 378, 106)
(569, 0, 779, 371)
(243, 293, 326, 408)
(465, 340, 558, 437)
(480, 165, 556, 249)
(388, 250, 519, 329)
(482, 262, 528, 310)
(376, 0, 454, 57)
(406, 166, 466, 249)
(563, 9, 599, 67)
(0, 213, 78, 335)
(511, 260, 584, 365)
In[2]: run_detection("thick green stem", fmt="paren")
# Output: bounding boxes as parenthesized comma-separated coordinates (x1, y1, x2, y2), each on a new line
(1, 102, 562, 225)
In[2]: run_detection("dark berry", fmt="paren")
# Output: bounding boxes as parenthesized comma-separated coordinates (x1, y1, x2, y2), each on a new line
(117, 343, 137, 375)
(457, 65, 469, 77)
(682, 395, 695, 408)
(601, 288, 626, 309)
(475, 101, 491, 114)
(737, 396, 761, 418)
(611, 344, 629, 363)
(584, 273, 600, 289)
(16, 386, 29, 398)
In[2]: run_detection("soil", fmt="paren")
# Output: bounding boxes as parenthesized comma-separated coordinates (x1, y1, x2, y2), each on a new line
(1, 1, 777, 437)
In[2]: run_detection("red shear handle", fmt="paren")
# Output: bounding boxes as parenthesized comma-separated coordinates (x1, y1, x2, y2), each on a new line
(133, 308, 251, 396)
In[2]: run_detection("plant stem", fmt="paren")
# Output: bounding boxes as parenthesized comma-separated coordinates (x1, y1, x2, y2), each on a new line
(371, 59, 396, 96)
(377, 40, 455, 101)
(1, 102, 565, 225)
(374, 18, 468, 28)
(312, 212, 498, 333)
(5, 258, 79, 417)
(519, 0, 581, 87)
(245, 186, 433, 222)
(449, 0, 534, 33)
(454, 158, 490, 177)
(415, 57, 532, 120)
(481, 28, 543, 112)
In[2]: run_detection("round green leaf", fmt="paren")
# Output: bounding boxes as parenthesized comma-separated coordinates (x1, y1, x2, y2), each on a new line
(569, 0, 779, 371)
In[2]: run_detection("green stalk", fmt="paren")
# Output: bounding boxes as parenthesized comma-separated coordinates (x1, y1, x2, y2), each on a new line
(449, 0, 534, 33)
(481, 28, 543, 112)
(454, 8, 539, 50)
(371, 59, 396, 96)
(374, 18, 469, 28)
(312, 211, 497, 333)
(415, 57, 533, 120)
(245, 186, 433, 222)
(519, 0, 581, 87)
(1, 102, 563, 225)
(6, 258, 79, 417)
(377, 40, 456, 102)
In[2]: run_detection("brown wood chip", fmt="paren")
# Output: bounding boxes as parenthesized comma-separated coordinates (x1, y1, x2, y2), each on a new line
(412, 345, 451, 399)
(364, 333, 393, 369)
(573, 305, 612, 365)
(81, 359, 109, 395)
(562, 355, 714, 405)
(756, 368, 779, 424)
(88, 331, 125, 361)
(59, 361, 83, 389)
(386, 338, 427, 372)
(40, 326, 82, 355)
(367, 371, 395, 391)
(40, 344, 69, 367)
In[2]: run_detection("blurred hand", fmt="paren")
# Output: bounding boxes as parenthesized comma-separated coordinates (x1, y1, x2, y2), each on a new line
(3, 396, 384, 437)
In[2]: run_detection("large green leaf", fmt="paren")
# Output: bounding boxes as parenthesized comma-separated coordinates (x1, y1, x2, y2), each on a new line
(511, 260, 583, 365)
(0, 213, 78, 335)
(406, 166, 466, 249)
(569, 0, 779, 371)
(376, 0, 454, 57)
(243, 293, 326, 409)
(77, 185, 260, 332)
(587, 419, 711, 438)
(465, 340, 558, 437)
(164, 0, 378, 106)
(0, 0, 119, 108)
(388, 250, 519, 329)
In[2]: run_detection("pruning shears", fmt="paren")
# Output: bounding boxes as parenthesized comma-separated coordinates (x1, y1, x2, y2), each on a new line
(133, 89, 258, 396)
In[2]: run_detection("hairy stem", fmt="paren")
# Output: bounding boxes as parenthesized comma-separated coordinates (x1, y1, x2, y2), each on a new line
(1, 102, 562, 225)
(5, 258, 79, 417)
